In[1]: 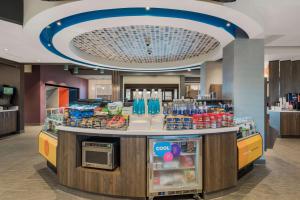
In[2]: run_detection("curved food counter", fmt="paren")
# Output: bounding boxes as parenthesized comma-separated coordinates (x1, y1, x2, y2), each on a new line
(38, 126, 263, 199)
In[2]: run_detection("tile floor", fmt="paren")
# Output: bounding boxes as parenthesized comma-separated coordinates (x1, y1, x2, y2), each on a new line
(0, 126, 300, 200)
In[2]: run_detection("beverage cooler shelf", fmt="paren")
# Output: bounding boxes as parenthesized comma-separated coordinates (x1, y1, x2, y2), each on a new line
(153, 152, 196, 157)
(153, 166, 195, 171)
(152, 184, 200, 192)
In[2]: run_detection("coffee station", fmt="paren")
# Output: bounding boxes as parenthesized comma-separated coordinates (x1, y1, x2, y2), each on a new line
(0, 85, 18, 137)
(269, 93, 300, 137)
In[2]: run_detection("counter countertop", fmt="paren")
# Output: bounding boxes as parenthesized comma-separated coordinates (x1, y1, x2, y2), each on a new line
(57, 126, 238, 136)
(0, 109, 18, 113)
(268, 109, 300, 113)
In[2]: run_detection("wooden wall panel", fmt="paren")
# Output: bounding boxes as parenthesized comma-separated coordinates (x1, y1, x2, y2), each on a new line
(280, 112, 300, 137)
(269, 60, 280, 106)
(292, 61, 300, 93)
(203, 132, 237, 193)
(280, 60, 293, 97)
(0, 111, 17, 136)
(0, 58, 24, 132)
(112, 71, 120, 101)
(57, 132, 147, 198)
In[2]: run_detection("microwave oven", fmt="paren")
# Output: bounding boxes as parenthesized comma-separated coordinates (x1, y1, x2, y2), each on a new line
(82, 140, 119, 170)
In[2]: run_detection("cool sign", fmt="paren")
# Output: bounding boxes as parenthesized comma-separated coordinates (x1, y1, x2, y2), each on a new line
(154, 142, 171, 157)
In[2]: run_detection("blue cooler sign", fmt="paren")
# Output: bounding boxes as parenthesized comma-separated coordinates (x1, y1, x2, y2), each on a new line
(154, 142, 171, 157)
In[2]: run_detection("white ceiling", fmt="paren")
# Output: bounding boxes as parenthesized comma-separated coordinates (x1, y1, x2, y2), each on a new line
(0, 20, 66, 63)
(1, 0, 300, 65)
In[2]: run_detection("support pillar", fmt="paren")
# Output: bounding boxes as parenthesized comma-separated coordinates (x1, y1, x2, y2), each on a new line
(223, 39, 265, 146)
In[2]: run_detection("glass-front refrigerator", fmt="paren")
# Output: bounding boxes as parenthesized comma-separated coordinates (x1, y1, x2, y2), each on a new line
(148, 136, 202, 199)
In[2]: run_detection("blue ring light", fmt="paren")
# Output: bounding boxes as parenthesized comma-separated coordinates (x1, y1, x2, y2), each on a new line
(40, 7, 249, 72)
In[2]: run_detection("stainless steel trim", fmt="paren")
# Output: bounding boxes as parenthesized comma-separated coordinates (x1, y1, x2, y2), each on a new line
(82, 141, 115, 170)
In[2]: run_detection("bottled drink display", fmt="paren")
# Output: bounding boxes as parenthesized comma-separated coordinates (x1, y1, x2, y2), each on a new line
(133, 96, 145, 115)
(163, 99, 234, 130)
(133, 89, 161, 115)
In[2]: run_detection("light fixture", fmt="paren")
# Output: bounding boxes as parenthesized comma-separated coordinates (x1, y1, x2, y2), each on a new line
(73, 67, 79, 74)
(226, 22, 231, 27)
(146, 6, 150, 11)
(187, 68, 191, 72)
(64, 65, 69, 71)
(47, 25, 51, 29)
(100, 69, 104, 74)
(56, 21, 62, 26)
(47, 43, 51, 47)
(4, 48, 8, 51)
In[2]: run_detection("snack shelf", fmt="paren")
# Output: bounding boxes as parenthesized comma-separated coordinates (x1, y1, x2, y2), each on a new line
(152, 184, 200, 192)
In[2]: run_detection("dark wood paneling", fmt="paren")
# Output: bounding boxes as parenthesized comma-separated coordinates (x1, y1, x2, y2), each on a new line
(292, 61, 300, 93)
(0, 58, 24, 132)
(280, 60, 293, 97)
(0, 111, 17, 136)
(57, 132, 147, 198)
(112, 71, 120, 101)
(280, 112, 300, 136)
(203, 132, 237, 193)
(269, 60, 280, 106)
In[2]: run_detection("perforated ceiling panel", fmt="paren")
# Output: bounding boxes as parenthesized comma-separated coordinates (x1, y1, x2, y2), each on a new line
(71, 25, 220, 64)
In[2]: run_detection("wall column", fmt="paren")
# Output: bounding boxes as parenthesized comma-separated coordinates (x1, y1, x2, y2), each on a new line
(200, 61, 223, 97)
(223, 39, 265, 145)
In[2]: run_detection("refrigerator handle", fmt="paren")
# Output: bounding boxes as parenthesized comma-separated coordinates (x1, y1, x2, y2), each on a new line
(149, 164, 153, 179)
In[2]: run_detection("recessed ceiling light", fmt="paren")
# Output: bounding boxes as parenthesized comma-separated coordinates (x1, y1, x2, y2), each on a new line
(146, 6, 150, 11)
(4, 48, 8, 51)
(47, 43, 51, 47)
(56, 21, 62, 26)
(226, 23, 231, 27)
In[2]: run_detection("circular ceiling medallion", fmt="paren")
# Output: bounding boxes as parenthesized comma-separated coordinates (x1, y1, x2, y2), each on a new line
(71, 25, 220, 64)
(27, 0, 262, 72)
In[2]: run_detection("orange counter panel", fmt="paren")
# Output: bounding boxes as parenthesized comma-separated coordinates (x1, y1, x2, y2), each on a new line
(237, 134, 263, 170)
(38, 131, 57, 167)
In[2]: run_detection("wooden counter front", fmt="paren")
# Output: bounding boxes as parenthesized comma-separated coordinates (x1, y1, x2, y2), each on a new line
(269, 111, 300, 137)
(204, 132, 237, 193)
(0, 110, 17, 137)
(57, 131, 147, 198)
(57, 128, 238, 198)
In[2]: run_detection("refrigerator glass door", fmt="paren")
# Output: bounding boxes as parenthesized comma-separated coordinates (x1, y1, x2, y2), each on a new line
(148, 136, 202, 195)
